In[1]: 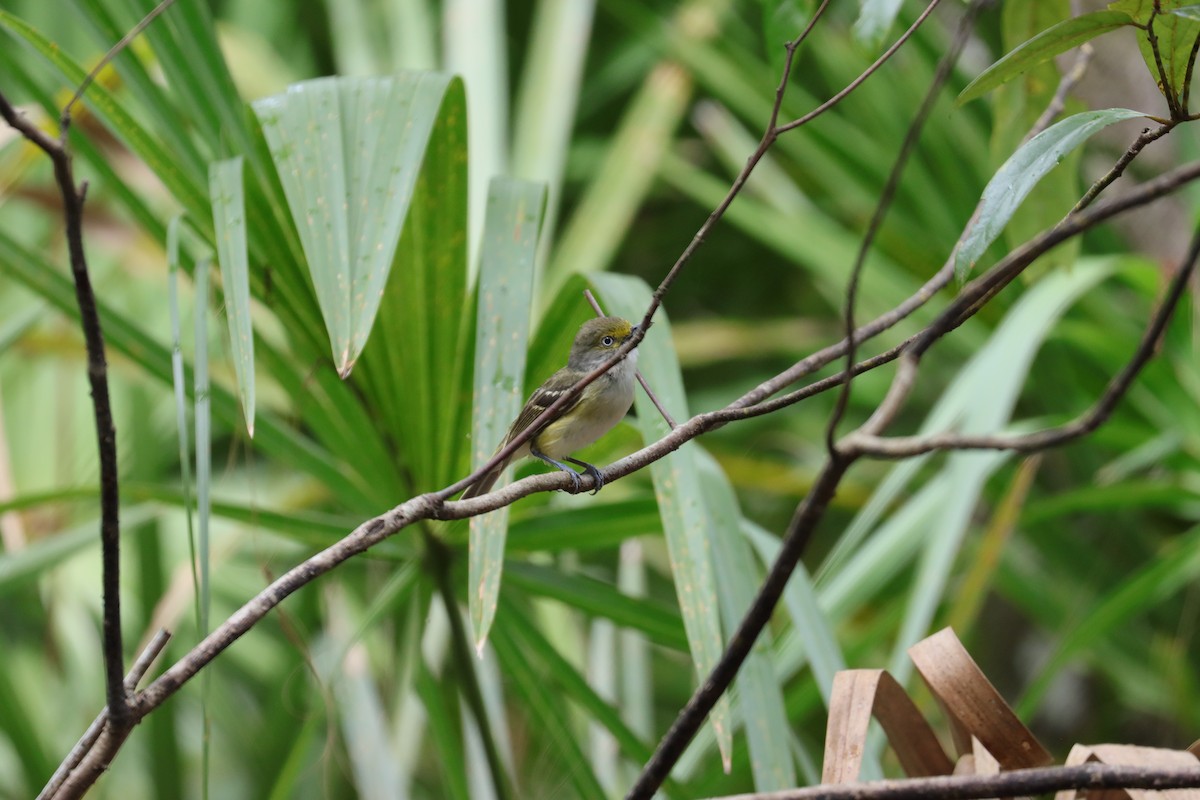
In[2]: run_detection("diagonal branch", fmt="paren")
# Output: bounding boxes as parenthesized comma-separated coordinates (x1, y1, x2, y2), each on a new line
(845, 218, 1200, 460)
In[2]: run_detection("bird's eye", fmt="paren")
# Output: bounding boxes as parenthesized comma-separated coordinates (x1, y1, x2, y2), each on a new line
(602, 335, 615, 347)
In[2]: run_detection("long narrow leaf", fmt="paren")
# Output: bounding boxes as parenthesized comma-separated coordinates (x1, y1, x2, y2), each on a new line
(590, 272, 734, 770)
(209, 157, 256, 436)
(468, 177, 546, 648)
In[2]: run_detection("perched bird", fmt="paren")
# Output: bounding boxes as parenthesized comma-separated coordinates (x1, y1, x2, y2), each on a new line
(462, 316, 640, 498)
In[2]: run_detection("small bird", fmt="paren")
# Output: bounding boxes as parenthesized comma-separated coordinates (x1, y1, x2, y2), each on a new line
(462, 316, 640, 498)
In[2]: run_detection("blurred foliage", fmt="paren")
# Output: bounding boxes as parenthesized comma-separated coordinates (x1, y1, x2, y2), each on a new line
(1, 0, 1199, 798)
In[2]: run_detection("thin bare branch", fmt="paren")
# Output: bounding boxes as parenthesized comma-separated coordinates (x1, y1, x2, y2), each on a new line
(64, 0, 179, 119)
(826, 0, 991, 456)
(703, 763, 1200, 800)
(40, 630, 170, 800)
(584, 288, 677, 428)
(846, 218, 1200, 459)
(775, 0, 943, 135)
(1073, 122, 1175, 213)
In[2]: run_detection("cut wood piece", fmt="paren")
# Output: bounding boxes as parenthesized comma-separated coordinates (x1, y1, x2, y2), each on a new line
(822, 669, 954, 784)
(1055, 743, 1200, 800)
(908, 628, 1053, 769)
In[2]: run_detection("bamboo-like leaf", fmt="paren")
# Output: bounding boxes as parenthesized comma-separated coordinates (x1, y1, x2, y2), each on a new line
(589, 272, 734, 770)
(742, 521, 847, 705)
(957, 10, 1133, 104)
(0, 505, 159, 596)
(167, 217, 201, 631)
(1018, 522, 1200, 713)
(955, 109, 1145, 280)
(252, 73, 458, 376)
(194, 260, 213, 639)
(0, 229, 375, 506)
(468, 177, 547, 649)
(352, 77, 471, 489)
(497, 598, 677, 787)
(503, 496, 661, 553)
(510, 0, 597, 271)
(209, 158, 256, 437)
(415, 665, 472, 800)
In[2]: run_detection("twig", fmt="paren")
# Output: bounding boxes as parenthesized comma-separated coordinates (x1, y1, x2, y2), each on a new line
(845, 218, 1200, 459)
(775, 0, 943, 135)
(64, 0, 179, 119)
(40, 630, 170, 800)
(826, 0, 990, 455)
(583, 288, 676, 428)
(0, 92, 127, 725)
(702, 763, 1200, 800)
(1073, 123, 1175, 213)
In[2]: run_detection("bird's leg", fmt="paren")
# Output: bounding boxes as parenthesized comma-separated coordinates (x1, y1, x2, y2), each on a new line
(564, 457, 604, 494)
(530, 445, 583, 493)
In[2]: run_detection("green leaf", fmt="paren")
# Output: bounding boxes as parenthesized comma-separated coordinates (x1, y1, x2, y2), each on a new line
(589, 272, 734, 770)
(955, 108, 1146, 280)
(503, 497, 662, 553)
(993, 0, 1080, 274)
(958, 11, 1133, 104)
(252, 74, 458, 377)
(467, 177, 547, 649)
(352, 77, 471, 489)
(195, 260, 213, 637)
(0, 505, 160, 596)
(0, 229, 375, 507)
(0, 9, 209, 217)
(209, 157, 256, 437)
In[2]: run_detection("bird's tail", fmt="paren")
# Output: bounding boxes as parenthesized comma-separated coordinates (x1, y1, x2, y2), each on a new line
(460, 457, 509, 499)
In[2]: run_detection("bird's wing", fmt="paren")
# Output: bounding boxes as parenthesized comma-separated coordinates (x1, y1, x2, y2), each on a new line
(504, 367, 585, 444)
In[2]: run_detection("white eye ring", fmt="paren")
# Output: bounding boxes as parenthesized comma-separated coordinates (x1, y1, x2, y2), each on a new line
(602, 335, 615, 347)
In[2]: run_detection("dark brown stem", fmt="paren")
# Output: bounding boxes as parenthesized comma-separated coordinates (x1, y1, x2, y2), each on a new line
(0, 93, 127, 725)
(625, 454, 854, 800)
